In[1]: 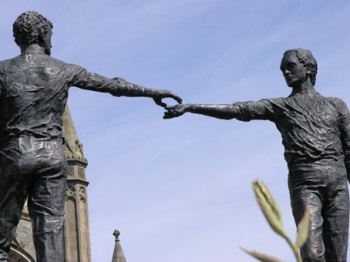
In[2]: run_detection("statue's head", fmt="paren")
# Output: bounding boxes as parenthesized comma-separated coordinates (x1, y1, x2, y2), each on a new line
(282, 48, 318, 86)
(13, 11, 53, 55)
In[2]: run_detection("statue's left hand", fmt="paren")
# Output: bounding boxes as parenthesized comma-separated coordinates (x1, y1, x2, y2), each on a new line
(153, 90, 182, 108)
(163, 104, 188, 119)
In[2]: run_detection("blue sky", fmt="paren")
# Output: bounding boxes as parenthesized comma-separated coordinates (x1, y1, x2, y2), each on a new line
(1, 1, 350, 261)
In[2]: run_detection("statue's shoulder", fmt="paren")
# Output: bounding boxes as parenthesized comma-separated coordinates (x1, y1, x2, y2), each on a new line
(50, 56, 83, 69)
(0, 57, 18, 74)
(42, 55, 67, 66)
(321, 95, 349, 112)
(40, 56, 85, 75)
(321, 94, 345, 104)
(0, 56, 17, 66)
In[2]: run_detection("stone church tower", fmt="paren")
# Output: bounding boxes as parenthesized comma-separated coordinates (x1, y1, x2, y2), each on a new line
(62, 106, 91, 262)
(8, 106, 92, 262)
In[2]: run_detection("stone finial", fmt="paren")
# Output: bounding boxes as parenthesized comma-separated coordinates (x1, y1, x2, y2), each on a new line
(112, 229, 127, 262)
(113, 230, 120, 242)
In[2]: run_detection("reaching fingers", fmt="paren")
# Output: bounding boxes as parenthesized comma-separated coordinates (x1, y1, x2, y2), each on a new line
(153, 97, 167, 108)
(163, 110, 180, 119)
(171, 94, 183, 104)
(154, 95, 182, 108)
(166, 104, 178, 110)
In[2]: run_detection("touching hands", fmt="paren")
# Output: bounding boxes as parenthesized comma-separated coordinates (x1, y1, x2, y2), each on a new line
(163, 104, 189, 119)
(153, 90, 182, 108)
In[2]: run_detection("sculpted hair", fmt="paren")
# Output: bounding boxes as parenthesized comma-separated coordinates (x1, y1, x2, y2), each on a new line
(13, 11, 53, 47)
(284, 48, 318, 86)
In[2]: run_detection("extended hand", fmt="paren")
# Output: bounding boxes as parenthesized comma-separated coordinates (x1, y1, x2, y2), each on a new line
(163, 104, 189, 119)
(153, 90, 182, 108)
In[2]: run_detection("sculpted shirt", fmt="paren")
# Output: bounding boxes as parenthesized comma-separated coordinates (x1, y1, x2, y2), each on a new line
(232, 92, 350, 173)
(0, 52, 140, 145)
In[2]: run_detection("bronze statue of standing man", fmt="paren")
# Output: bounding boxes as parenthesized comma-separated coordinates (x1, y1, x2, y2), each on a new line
(165, 49, 350, 262)
(0, 11, 181, 262)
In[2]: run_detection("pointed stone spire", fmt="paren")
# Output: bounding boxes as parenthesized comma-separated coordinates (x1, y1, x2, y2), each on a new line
(63, 105, 91, 261)
(62, 105, 88, 164)
(112, 230, 127, 262)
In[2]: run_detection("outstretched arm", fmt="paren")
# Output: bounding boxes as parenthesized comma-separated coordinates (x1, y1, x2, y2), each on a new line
(164, 99, 276, 121)
(164, 104, 241, 120)
(72, 70, 182, 108)
(111, 77, 182, 107)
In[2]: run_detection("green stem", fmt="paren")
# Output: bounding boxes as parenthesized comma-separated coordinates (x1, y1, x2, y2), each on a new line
(283, 236, 302, 262)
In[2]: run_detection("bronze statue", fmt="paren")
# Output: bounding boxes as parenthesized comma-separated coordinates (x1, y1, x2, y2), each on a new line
(165, 49, 350, 262)
(0, 11, 181, 262)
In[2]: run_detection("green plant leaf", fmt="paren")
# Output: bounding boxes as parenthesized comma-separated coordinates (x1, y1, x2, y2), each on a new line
(252, 180, 287, 238)
(241, 247, 284, 262)
(295, 206, 310, 249)
(254, 180, 282, 221)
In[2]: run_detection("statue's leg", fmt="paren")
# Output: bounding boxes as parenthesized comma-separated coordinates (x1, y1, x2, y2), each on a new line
(322, 165, 349, 262)
(28, 139, 67, 262)
(288, 169, 326, 262)
(0, 141, 30, 261)
(290, 188, 325, 262)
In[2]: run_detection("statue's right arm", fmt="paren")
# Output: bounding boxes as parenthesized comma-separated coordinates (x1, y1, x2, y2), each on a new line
(164, 104, 242, 120)
(164, 99, 274, 121)
(71, 68, 181, 106)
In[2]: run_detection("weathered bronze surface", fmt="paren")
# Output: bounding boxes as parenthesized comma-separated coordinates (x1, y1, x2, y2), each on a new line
(165, 49, 350, 261)
(0, 11, 181, 262)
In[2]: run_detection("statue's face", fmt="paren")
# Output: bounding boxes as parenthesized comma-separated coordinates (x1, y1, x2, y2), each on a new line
(280, 52, 309, 88)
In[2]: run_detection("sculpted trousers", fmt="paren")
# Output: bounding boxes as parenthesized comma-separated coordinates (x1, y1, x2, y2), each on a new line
(289, 161, 349, 262)
(0, 136, 67, 262)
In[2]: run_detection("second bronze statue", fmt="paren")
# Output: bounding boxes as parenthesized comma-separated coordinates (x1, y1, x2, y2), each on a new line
(164, 48, 350, 262)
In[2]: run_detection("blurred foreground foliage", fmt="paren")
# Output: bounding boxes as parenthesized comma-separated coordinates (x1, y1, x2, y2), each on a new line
(242, 180, 310, 262)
